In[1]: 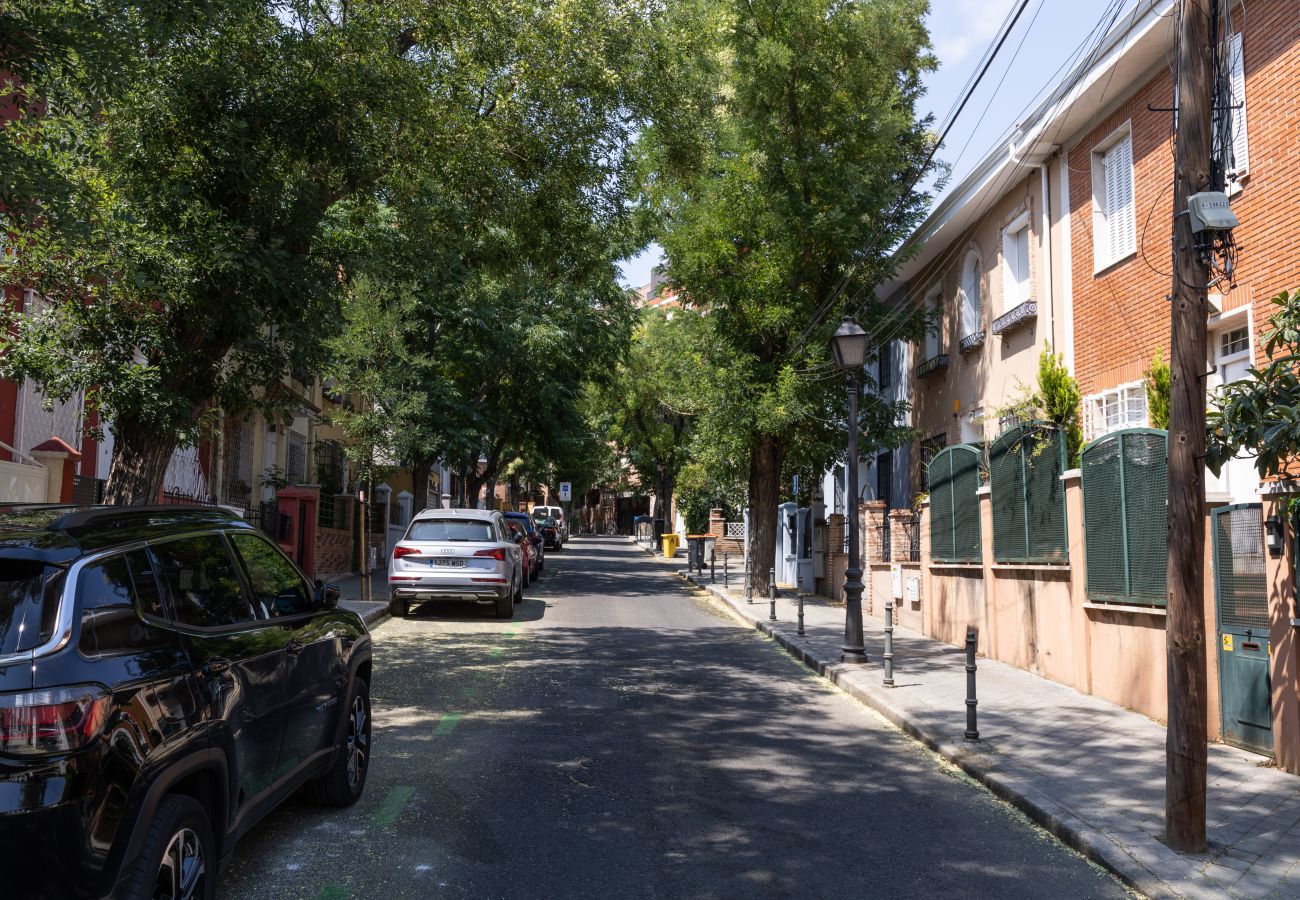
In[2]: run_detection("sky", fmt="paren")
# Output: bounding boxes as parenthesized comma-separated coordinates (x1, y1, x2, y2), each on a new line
(617, 0, 1124, 289)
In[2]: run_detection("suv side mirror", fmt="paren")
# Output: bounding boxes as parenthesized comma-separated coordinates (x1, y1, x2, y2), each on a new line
(315, 580, 341, 609)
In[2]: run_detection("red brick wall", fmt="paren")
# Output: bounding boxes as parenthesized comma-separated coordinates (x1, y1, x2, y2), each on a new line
(1070, 1, 1300, 395)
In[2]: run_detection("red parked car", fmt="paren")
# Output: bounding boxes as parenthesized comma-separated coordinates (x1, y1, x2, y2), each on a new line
(507, 520, 536, 588)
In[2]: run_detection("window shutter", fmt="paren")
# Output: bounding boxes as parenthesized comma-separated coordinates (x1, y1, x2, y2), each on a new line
(1229, 32, 1249, 179)
(1103, 136, 1134, 264)
(1015, 228, 1030, 301)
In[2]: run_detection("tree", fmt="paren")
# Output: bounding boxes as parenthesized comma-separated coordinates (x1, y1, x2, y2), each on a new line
(587, 307, 711, 528)
(1, 1, 428, 502)
(1146, 349, 1172, 431)
(1208, 288, 1300, 480)
(640, 0, 936, 592)
(1037, 348, 1083, 466)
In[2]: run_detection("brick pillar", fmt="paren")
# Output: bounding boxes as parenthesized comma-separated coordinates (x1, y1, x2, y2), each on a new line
(862, 500, 887, 562)
(889, 509, 914, 562)
(708, 508, 725, 537)
(826, 513, 846, 601)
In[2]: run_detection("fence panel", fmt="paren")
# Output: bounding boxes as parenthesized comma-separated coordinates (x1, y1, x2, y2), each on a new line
(928, 444, 982, 563)
(989, 423, 1067, 564)
(1082, 429, 1168, 605)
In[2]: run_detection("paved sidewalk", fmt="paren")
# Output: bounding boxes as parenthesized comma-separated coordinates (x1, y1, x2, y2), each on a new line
(333, 569, 389, 628)
(650, 546, 1300, 899)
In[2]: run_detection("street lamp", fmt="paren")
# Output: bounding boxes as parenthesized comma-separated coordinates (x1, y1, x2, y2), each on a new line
(830, 318, 870, 665)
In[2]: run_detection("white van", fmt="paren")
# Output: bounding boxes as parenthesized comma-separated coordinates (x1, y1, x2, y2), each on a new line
(532, 505, 568, 542)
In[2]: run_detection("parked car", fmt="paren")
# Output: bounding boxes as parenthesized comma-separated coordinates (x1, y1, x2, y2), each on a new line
(536, 516, 562, 551)
(388, 509, 523, 619)
(0, 503, 371, 900)
(532, 505, 569, 542)
(503, 511, 544, 578)
(506, 520, 535, 588)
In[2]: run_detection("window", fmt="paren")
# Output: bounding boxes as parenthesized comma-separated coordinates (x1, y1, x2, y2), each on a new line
(0, 560, 63, 655)
(921, 433, 948, 468)
(1092, 128, 1136, 270)
(1221, 326, 1249, 357)
(923, 288, 942, 359)
(77, 551, 170, 657)
(407, 519, 495, 542)
(1002, 216, 1031, 309)
(960, 252, 982, 337)
(878, 342, 893, 390)
(230, 533, 313, 617)
(877, 452, 893, 508)
(151, 535, 258, 629)
(1083, 382, 1148, 441)
(1217, 32, 1249, 187)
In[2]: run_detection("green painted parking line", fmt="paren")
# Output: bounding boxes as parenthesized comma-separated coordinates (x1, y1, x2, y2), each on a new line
(488, 646, 505, 657)
(315, 886, 349, 900)
(371, 785, 415, 828)
(434, 712, 464, 735)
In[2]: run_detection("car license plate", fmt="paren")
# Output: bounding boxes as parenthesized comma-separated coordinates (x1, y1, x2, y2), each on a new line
(431, 558, 464, 568)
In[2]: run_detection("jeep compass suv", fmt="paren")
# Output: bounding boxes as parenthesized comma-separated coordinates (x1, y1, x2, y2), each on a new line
(0, 504, 372, 900)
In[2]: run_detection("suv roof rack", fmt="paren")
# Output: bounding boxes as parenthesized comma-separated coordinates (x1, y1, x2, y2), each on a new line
(47, 504, 239, 532)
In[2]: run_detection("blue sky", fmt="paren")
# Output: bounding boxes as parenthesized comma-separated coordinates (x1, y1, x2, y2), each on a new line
(618, 0, 1117, 288)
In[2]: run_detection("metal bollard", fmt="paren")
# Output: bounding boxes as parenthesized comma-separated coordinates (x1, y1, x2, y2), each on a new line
(796, 593, 805, 636)
(964, 628, 979, 741)
(745, 558, 753, 603)
(723, 553, 730, 588)
(768, 568, 777, 622)
(883, 598, 895, 687)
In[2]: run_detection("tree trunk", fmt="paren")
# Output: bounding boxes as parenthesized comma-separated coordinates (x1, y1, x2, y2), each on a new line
(747, 433, 786, 595)
(411, 457, 432, 513)
(105, 420, 178, 505)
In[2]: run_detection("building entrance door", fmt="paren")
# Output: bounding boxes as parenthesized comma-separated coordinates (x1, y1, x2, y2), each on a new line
(1211, 504, 1274, 757)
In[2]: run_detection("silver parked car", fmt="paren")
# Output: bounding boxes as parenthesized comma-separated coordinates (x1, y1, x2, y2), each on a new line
(388, 509, 524, 619)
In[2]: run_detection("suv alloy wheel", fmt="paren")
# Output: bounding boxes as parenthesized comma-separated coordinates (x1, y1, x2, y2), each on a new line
(120, 795, 215, 900)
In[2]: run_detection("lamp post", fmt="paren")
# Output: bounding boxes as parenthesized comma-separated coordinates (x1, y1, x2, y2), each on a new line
(831, 318, 870, 665)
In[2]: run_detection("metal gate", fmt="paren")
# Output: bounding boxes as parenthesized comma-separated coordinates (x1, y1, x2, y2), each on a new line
(1211, 504, 1274, 757)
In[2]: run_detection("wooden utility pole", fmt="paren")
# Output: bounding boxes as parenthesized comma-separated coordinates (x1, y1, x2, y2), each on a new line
(1166, 0, 1215, 854)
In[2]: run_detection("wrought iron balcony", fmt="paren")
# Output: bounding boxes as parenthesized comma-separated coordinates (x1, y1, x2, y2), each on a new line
(992, 300, 1037, 336)
(916, 353, 950, 380)
(959, 330, 986, 354)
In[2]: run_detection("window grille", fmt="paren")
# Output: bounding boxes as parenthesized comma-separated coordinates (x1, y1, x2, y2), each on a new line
(1083, 382, 1148, 441)
(989, 423, 1068, 564)
(1082, 429, 1168, 606)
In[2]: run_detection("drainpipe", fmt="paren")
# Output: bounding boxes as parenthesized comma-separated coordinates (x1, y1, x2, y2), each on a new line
(1040, 156, 1055, 354)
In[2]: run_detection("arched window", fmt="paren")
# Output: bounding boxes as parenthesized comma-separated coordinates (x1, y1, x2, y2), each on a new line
(960, 251, 982, 339)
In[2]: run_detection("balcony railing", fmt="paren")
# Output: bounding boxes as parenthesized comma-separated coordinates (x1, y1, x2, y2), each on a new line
(959, 330, 986, 354)
(992, 300, 1037, 336)
(915, 353, 951, 380)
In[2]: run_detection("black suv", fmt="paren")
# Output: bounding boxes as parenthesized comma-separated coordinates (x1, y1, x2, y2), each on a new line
(0, 505, 373, 900)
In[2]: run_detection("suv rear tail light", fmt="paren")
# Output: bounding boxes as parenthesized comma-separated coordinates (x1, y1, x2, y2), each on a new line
(474, 548, 506, 561)
(0, 685, 110, 756)
(393, 546, 419, 559)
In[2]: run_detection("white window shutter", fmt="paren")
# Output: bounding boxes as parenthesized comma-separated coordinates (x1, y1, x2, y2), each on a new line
(1102, 136, 1135, 264)
(1229, 32, 1249, 179)
(1016, 228, 1030, 301)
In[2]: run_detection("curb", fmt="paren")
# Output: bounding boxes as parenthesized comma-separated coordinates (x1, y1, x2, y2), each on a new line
(679, 571, 1164, 899)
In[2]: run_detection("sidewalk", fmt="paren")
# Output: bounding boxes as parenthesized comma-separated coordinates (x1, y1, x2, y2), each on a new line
(651, 546, 1300, 899)
(332, 569, 389, 628)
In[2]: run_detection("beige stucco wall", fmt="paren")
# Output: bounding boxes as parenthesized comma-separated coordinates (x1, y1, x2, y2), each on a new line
(905, 161, 1073, 500)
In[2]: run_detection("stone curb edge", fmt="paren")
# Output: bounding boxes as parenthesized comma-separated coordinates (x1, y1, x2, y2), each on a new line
(675, 570, 1169, 900)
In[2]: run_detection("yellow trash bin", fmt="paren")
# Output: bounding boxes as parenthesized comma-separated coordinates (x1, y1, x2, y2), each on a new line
(661, 533, 680, 558)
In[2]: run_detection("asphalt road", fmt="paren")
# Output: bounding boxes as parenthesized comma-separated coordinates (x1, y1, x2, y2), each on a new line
(218, 536, 1131, 900)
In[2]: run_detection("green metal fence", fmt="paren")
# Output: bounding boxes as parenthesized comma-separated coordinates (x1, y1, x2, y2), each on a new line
(1081, 428, 1168, 606)
(989, 423, 1068, 563)
(928, 444, 983, 563)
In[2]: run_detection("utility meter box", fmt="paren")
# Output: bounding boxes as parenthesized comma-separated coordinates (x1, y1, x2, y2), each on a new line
(1188, 191, 1239, 232)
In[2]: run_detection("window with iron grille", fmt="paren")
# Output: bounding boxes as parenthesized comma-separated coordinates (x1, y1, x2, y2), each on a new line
(920, 433, 947, 469)
(285, 430, 307, 485)
(878, 342, 893, 390)
(988, 423, 1068, 563)
(928, 445, 982, 563)
(1083, 382, 1147, 442)
(1082, 429, 1167, 606)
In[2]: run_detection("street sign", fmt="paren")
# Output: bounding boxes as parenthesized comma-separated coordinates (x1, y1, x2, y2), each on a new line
(559, 482, 572, 502)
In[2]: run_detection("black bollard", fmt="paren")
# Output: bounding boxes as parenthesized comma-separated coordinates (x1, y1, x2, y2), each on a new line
(797, 593, 805, 636)
(964, 628, 979, 741)
(724, 553, 730, 588)
(769, 568, 777, 622)
(884, 598, 895, 687)
(710, 551, 716, 584)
